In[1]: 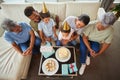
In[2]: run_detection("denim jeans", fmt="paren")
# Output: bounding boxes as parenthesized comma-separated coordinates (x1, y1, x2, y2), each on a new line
(56, 40, 77, 46)
(18, 37, 41, 54)
(79, 36, 100, 63)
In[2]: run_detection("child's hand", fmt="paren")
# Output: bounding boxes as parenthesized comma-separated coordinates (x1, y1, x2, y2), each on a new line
(46, 37, 51, 42)
(62, 39, 69, 45)
(41, 41, 46, 46)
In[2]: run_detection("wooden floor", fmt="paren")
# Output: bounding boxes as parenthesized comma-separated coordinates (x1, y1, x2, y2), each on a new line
(23, 21, 120, 80)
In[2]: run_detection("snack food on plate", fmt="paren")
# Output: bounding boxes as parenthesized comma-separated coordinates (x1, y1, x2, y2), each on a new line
(45, 60, 56, 72)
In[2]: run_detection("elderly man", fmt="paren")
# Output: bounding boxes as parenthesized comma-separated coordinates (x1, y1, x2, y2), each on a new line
(1, 18, 41, 56)
(79, 12, 117, 75)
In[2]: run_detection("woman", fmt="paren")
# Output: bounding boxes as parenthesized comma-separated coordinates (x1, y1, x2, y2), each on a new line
(1, 18, 41, 56)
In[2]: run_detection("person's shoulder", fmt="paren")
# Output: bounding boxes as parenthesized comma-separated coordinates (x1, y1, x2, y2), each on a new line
(4, 31, 8, 34)
(107, 26, 114, 34)
(19, 22, 32, 29)
(67, 16, 77, 18)
(38, 21, 44, 29)
(85, 23, 95, 29)
(38, 20, 44, 25)
(18, 22, 27, 25)
(30, 20, 37, 24)
(49, 18, 55, 22)
(18, 22, 29, 28)
(4, 31, 11, 37)
(66, 16, 77, 20)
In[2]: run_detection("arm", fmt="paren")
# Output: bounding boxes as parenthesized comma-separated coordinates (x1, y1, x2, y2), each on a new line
(12, 42, 23, 54)
(24, 30, 35, 55)
(82, 34, 92, 51)
(38, 30, 46, 44)
(96, 43, 110, 56)
(29, 30, 35, 49)
(61, 39, 70, 45)
(82, 34, 96, 57)
(52, 26, 57, 38)
(70, 32, 78, 41)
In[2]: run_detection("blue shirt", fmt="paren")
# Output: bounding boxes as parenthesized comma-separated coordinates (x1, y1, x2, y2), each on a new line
(4, 22, 32, 44)
(38, 18, 55, 37)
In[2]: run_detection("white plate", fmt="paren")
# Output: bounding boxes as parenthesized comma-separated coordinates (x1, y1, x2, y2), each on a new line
(42, 58, 59, 75)
(55, 47, 71, 62)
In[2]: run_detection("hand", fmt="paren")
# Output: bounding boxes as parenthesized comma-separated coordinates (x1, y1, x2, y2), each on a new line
(22, 47, 32, 56)
(89, 49, 96, 58)
(41, 41, 46, 46)
(46, 37, 52, 42)
(94, 52, 101, 57)
(62, 39, 69, 45)
(70, 37, 74, 41)
(89, 49, 100, 58)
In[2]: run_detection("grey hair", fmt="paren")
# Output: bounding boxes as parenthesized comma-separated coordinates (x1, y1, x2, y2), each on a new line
(1, 18, 17, 31)
(100, 12, 117, 27)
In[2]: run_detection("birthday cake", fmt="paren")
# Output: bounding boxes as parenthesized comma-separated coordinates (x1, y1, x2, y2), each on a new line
(58, 47, 69, 60)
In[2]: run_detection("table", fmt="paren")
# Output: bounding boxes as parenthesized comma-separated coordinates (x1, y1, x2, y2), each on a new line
(38, 46, 77, 77)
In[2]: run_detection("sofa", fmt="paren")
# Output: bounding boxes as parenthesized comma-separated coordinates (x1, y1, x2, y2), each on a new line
(0, 2, 103, 80)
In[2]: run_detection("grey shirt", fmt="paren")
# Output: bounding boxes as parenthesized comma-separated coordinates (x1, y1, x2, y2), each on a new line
(63, 16, 84, 35)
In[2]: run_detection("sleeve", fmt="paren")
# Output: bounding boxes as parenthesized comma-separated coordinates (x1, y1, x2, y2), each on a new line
(4, 33, 14, 44)
(77, 28, 84, 35)
(62, 16, 71, 25)
(58, 31, 62, 40)
(51, 19, 56, 27)
(104, 32, 113, 44)
(24, 23, 32, 32)
(38, 23, 43, 31)
(62, 16, 75, 26)
(29, 20, 37, 31)
(83, 25, 92, 36)
(20, 22, 32, 32)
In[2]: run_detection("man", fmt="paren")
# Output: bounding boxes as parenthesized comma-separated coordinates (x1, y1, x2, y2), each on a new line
(24, 6, 59, 34)
(79, 12, 116, 75)
(24, 6, 41, 32)
(1, 18, 41, 56)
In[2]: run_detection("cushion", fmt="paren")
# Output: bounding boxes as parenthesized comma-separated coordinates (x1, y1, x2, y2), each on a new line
(66, 2, 100, 21)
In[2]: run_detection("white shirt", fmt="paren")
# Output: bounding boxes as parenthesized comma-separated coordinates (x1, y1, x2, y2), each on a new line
(58, 28, 75, 40)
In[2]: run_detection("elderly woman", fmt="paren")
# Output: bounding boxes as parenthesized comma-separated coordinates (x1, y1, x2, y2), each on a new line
(79, 12, 117, 75)
(1, 18, 41, 56)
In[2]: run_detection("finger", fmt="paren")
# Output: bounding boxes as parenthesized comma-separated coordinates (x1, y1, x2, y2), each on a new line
(22, 53, 26, 56)
(28, 50, 32, 54)
(90, 52, 95, 57)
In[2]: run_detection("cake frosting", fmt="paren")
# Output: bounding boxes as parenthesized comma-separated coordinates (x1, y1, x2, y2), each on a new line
(58, 47, 69, 60)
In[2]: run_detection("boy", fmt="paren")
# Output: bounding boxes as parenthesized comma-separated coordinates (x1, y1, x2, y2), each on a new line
(38, 2, 57, 45)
